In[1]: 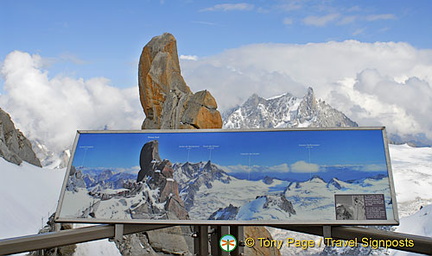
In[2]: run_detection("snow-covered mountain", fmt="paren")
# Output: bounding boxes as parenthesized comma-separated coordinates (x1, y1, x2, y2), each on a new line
(173, 161, 233, 211)
(31, 139, 71, 169)
(223, 87, 358, 129)
(173, 160, 297, 221)
(169, 159, 396, 225)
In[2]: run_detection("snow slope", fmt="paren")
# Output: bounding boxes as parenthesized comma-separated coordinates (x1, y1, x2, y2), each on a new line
(0, 158, 65, 239)
(390, 205, 432, 256)
(389, 144, 432, 216)
(0, 158, 120, 256)
(0, 143, 431, 255)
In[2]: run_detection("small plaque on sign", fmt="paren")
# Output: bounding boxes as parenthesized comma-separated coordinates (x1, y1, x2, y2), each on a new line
(335, 194, 387, 220)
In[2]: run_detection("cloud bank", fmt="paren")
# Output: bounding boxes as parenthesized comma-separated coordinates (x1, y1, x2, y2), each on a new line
(1, 40, 432, 155)
(181, 40, 432, 141)
(0, 51, 142, 153)
(291, 161, 320, 173)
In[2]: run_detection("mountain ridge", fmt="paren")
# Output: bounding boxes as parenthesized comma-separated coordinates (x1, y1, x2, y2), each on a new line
(223, 87, 358, 129)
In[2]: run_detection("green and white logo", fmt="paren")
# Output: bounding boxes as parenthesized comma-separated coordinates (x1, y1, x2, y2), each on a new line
(219, 234, 237, 252)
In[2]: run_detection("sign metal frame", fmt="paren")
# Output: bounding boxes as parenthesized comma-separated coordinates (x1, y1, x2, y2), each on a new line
(54, 127, 399, 226)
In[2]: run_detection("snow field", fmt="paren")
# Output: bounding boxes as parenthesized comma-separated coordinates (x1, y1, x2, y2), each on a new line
(0, 143, 431, 255)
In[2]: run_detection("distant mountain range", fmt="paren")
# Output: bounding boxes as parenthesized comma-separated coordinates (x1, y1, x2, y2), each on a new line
(171, 160, 392, 222)
(223, 87, 432, 147)
(223, 87, 358, 129)
(60, 153, 393, 224)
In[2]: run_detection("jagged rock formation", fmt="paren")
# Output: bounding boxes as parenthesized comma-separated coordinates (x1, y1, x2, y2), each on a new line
(32, 139, 70, 168)
(138, 33, 222, 129)
(0, 107, 41, 167)
(173, 160, 232, 211)
(117, 140, 193, 255)
(223, 87, 358, 129)
(262, 195, 296, 216)
(209, 204, 239, 220)
(133, 33, 280, 256)
(65, 166, 86, 192)
(136, 140, 189, 220)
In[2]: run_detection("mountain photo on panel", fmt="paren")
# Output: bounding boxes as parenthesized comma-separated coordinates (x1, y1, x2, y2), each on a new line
(56, 128, 397, 225)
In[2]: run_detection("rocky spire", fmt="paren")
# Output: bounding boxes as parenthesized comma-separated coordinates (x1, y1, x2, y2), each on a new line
(0, 107, 41, 167)
(133, 33, 279, 256)
(138, 33, 222, 129)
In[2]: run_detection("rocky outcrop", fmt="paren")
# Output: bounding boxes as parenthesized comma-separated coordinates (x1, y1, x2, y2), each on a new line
(138, 33, 222, 129)
(133, 33, 279, 256)
(245, 226, 282, 256)
(65, 166, 86, 192)
(0, 107, 41, 167)
(136, 140, 189, 220)
(209, 204, 239, 220)
(118, 140, 193, 255)
(262, 195, 296, 217)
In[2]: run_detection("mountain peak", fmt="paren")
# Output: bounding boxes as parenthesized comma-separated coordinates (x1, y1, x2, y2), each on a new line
(223, 87, 357, 129)
(309, 175, 326, 183)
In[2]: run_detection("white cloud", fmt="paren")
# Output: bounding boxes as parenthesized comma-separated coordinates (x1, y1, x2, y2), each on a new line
(338, 15, 357, 25)
(200, 3, 254, 12)
(180, 40, 432, 141)
(302, 13, 340, 26)
(366, 14, 396, 21)
(58, 53, 87, 65)
(0, 51, 142, 153)
(225, 163, 290, 173)
(180, 55, 198, 61)
(268, 163, 290, 172)
(299, 12, 396, 27)
(290, 161, 320, 173)
(362, 164, 387, 172)
(283, 17, 294, 25)
(352, 28, 365, 36)
(277, 2, 302, 12)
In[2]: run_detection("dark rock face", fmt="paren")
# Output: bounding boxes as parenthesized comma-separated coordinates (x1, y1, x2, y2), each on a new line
(327, 178, 343, 190)
(0, 107, 41, 167)
(173, 160, 232, 211)
(262, 176, 274, 185)
(134, 140, 189, 221)
(209, 204, 239, 220)
(117, 140, 193, 255)
(65, 166, 86, 192)
(137, 140, 162, 182)
(138, 33, 222, 129)
(262, 195, 296, 217)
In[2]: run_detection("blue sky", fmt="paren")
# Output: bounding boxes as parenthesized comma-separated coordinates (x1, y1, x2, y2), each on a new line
(1, 0, 432, 155)
(1, 0, 431, 89)
(72, 129, 388, 170)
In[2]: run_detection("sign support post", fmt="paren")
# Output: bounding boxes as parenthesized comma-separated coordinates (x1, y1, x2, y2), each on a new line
(323, 225, 332, 239)
(193, 225, 209, 256)
(114, 224, 124, 242)
(231, 225, 244, 255)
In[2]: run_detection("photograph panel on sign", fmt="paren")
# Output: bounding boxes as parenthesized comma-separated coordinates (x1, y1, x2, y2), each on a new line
(57, 129, 397, 225)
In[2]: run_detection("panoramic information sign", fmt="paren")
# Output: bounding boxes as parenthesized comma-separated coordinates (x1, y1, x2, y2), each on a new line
(55, 128, 399, 225)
